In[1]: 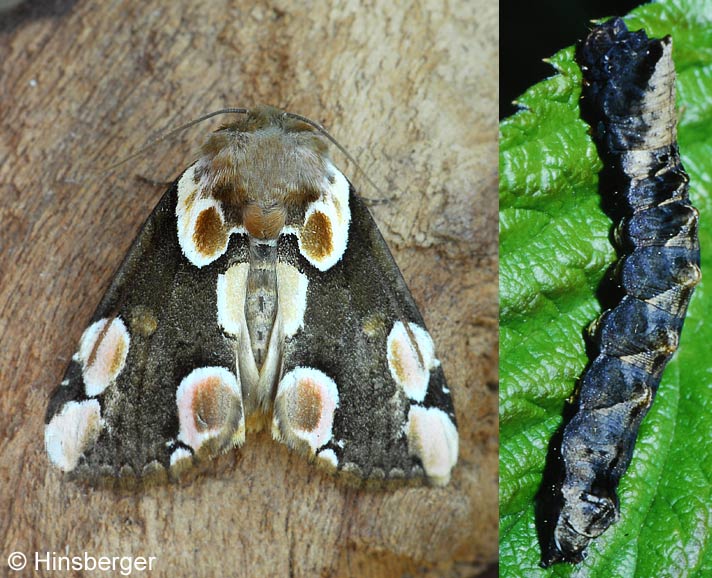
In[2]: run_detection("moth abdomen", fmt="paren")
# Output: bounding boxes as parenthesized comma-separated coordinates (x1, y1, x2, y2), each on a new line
(245, 238, 279, 369)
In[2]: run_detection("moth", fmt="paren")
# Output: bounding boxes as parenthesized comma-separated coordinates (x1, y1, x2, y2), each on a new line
(44, 105, 458, 487)
(541, 19, 701, 565)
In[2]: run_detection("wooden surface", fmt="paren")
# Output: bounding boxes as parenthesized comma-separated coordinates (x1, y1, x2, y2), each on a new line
(0, 1, 498, 577)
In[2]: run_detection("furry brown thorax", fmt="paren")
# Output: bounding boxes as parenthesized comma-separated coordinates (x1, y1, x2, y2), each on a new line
(195, 105, 331, 240)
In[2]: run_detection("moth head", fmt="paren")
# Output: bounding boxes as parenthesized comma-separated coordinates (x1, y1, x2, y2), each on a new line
(193, 106, 335, 239)
(175, 106, 354, 265)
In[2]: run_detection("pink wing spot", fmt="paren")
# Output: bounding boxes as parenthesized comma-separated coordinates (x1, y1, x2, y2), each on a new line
(296, 167, 351, 271)
(175, 165, 232, 268)
(406, 406, 458, 486)
(387, 321, 437, 402)
(78, 317, 130, 397)
(274, 367, 339, 453)
(176, 367, 243, 451)
(45, 400, 103, 472)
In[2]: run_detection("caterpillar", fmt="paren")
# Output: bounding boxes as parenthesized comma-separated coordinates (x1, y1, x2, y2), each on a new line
(541, 18, 701, 566)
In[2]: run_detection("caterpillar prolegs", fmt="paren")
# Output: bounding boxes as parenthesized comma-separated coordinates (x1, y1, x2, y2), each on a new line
(541, 18, 701, 566)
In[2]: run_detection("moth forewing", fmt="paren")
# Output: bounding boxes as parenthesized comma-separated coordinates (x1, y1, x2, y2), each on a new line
(44, 105, 458, 487)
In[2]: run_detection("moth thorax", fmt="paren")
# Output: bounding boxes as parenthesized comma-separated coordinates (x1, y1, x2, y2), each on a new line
(245, 238, 279, 370)
(243, 203, 287, 240)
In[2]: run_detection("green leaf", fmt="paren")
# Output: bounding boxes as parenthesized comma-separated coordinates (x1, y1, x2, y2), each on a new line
(499, 2, 712, 577)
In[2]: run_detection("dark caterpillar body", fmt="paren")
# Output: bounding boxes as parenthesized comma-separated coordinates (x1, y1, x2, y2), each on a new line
(541, 18, 701, 566)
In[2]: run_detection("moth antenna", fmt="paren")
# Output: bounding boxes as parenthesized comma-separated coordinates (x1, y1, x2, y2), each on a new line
(283, 111, 392, 202)
(101, 108, 250, 174)
(98, 107, 392, 203)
